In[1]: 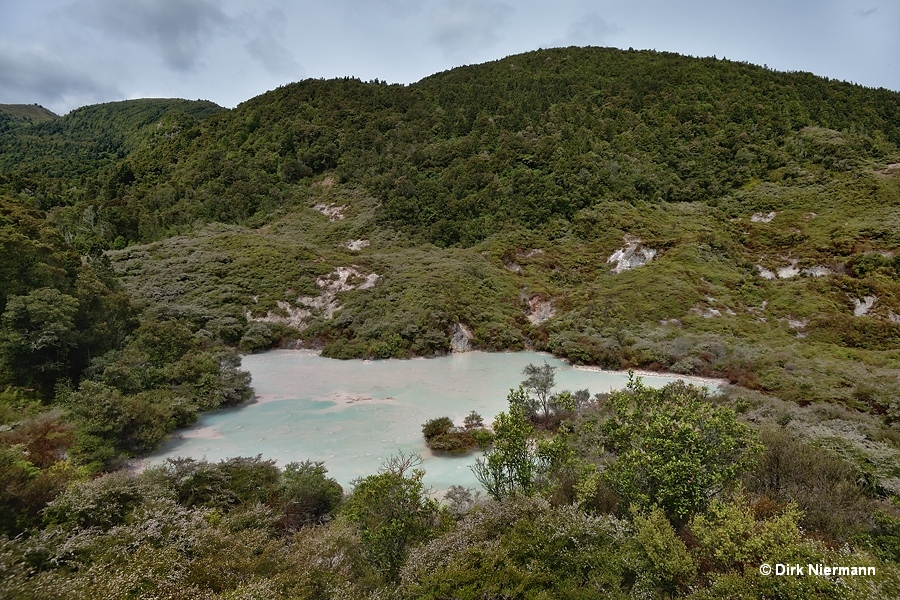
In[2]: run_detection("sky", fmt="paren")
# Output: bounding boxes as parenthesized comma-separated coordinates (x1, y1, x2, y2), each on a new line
(1, 0, 898, 115)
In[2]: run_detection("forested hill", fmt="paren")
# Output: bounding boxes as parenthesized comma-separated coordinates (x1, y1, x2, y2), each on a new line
(0, 98, 224, 195)
(2, 47, 899, 248)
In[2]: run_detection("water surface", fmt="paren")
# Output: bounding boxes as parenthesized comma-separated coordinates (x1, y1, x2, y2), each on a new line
(147, 351, 703, 492)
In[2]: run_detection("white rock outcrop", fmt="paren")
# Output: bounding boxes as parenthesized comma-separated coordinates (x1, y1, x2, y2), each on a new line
(450, 323, 474, 352)
(777, 259, 800, 279)
(802, 266, 832, 277)
(756, 265, 777, 280)
(342, 239, 370, 251)
(527, 297, 556, 325)
(853, 296, 877, 317)
(777, 266, 799, 279)
(787, 317, 809, 330)
(691, 307, 722, 319)
(608, 237, 657, 274)
(751, 211, 777, 223)
(313, 203, 346, 221)
(246, 266, 380, 329)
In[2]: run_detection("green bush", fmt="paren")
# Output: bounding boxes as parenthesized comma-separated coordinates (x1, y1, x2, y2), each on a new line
(421, 416, 453, 441)
(592, 377, 761, 523)
(428, 430, 477, 455)
(743, 426, 877, 541)
(43, 470, 170, 530)
(399, 496, 632, 598)
(631, 506, 696, 596)
(342, 459, 443, 581)
(147, 456, 280, 510)
(273, 460, 343, 531)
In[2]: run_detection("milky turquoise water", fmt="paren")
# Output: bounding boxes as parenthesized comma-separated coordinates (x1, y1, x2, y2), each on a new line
(146, 350, 702, 493)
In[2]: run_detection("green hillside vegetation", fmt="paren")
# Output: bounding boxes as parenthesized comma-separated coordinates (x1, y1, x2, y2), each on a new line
(0, 98, 225, 239)
(1, 46, 900, 598)
(0, 104, 59, 124)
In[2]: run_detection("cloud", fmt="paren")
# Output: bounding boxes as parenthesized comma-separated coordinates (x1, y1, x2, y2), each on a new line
(379, 0, 422, 16)
(430, 0, 512, 57)
(72, 0, 230, 71)
(241, 6, 303, 77)
(335, 0, 421, 19)
(854, 7, 878, 17)
(0, 45, 119, 112)
(245, 36, 302, 77)
(559, 12, 621, 47)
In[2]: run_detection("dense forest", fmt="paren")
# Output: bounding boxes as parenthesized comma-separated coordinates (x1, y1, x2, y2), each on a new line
(1, 47, 900, 598)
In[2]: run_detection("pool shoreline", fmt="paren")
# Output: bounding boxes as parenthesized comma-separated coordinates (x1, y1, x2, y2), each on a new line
(126, 350, 724, 484)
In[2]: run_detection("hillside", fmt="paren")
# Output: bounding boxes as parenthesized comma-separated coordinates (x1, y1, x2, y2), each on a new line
(0, 103, 58, 124)
(0, 99, 225, 219)
(82, 50, 900, 403)
(1, 49, 898, 402)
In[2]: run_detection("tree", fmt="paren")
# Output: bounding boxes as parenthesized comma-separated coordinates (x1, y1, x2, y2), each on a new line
(0, 288, 79, 389)
(472, 387, 539, 500)
(64, 381, 178, 468)
(598, 376, 760, 524)
(422, 415, 484, 454)
(521, 361, 556, 422)
(463, 410, 484, 430)
(422, 416, 453, 442)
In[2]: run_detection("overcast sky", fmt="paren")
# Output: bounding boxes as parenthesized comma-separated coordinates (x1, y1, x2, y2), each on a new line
(1, 0, 897, 115)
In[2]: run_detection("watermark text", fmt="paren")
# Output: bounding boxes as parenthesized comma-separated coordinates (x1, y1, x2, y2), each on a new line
(759, 563, 876, 577)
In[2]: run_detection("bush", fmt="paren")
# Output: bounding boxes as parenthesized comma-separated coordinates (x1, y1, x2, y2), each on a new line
(595, 377, 761, 523)
(421, 416, 453, 441)
(631, 506, 696, 596)
(743, 426, 878, 541)
(423, 416, 483, 455)
(43, 470, 171, 530)
(239, 321, 288, 352)
(399, 496, 632, 598)
(147, 455, 280, 510)
(65, 381, 178, 467)
(274, 460, 343, 531)
(342, 461, 443, 581)
(427, 430, 477, 454)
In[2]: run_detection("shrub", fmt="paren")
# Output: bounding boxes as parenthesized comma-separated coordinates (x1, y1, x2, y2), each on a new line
(43, 470, 171, 530)
(631, 506, 696, 596)
(421, 416, 453, 442)
(423, 415, 483, 455)
(743, 426, 878, 541)
(342, 461, 442, 581)
(147, 455, 280, 510)
(427, 430, 477, 454)
(399, 496, 632, 598)
(597, 376, 761, 524)
(274, 460, 343, 531)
